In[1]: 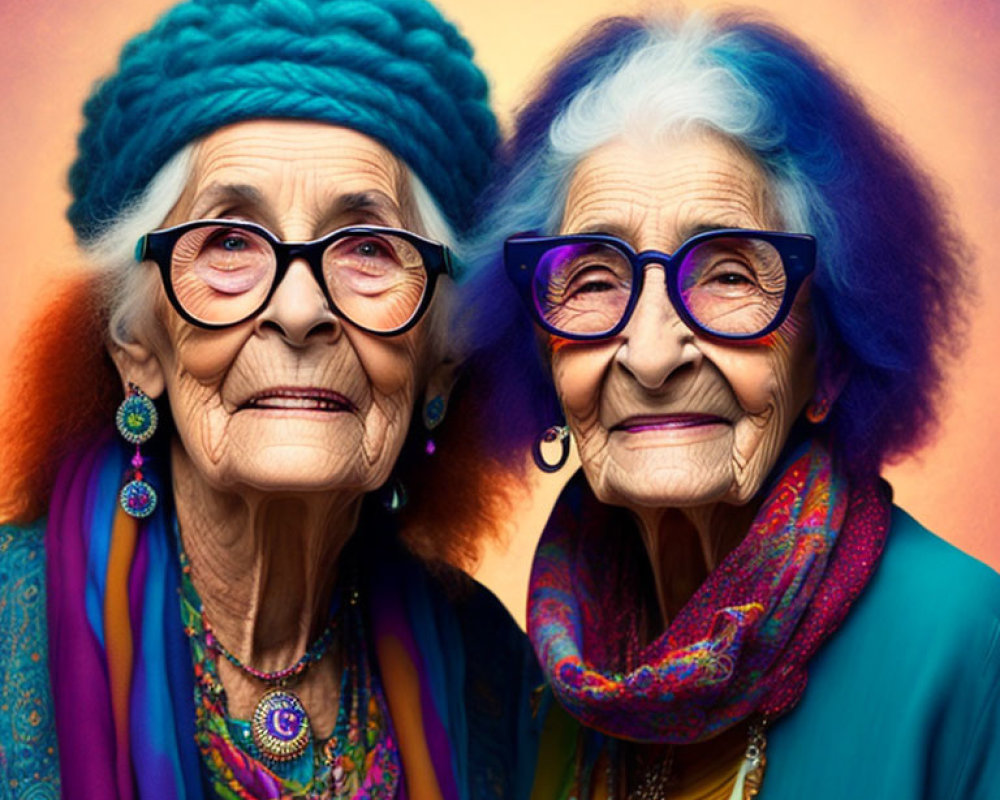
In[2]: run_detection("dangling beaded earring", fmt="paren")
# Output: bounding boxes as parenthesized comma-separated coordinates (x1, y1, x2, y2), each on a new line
(532, 424, 571, 473)
(422, 394, 446, 456)
(116, 382, 159, 518)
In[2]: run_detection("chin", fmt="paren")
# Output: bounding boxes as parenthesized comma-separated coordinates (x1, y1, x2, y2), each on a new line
(594, 456, 734, 511)
(591, 437, 732, 507)
(217, 445, 383, 495)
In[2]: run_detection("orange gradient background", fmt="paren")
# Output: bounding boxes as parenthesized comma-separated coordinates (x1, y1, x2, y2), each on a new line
(1, 1, 997, 615)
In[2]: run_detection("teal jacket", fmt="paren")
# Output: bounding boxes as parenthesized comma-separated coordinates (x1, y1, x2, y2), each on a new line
(3, 508, 999, 798)
(761, 507, 1000, 798)
(531, 507, 1000, 799)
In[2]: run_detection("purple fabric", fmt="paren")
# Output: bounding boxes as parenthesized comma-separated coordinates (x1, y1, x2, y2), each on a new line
(528, 441, 891, 743)
(44, 433, 472, 799)
(46, 431, 118, 798)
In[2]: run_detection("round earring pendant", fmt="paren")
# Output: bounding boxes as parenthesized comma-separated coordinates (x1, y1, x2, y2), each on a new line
(116, 391, 158, 444)
(252, 689, 312, 762)
(119, 479, 158, 518)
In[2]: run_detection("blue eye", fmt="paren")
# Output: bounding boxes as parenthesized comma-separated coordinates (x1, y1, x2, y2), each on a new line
(221, 235, 248, 251)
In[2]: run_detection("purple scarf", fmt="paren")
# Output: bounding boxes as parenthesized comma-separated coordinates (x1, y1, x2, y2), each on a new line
(44, 432, 468, 799)
(528, 440, 890, 743)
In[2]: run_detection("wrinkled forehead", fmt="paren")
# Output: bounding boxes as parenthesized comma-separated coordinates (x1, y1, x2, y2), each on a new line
(166, 119, 412, 234)
(560, 128, 781, 248)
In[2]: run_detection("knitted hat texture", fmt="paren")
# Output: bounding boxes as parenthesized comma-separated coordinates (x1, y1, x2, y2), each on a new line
(68, 0, 497, 240)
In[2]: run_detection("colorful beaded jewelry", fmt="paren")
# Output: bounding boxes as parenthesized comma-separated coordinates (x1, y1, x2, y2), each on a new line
(203, 605, 339, 685)
(115, 383, 158, 518)
(198, 586, 341, 762)
(177, 540, 401, 797)
(252, 688, 313, 762)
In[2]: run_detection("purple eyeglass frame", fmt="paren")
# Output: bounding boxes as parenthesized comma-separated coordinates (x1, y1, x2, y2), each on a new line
(504, 228, 816, 341)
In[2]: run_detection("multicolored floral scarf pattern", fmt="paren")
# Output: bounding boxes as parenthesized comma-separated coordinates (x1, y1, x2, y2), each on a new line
(528, 439, 890, 743)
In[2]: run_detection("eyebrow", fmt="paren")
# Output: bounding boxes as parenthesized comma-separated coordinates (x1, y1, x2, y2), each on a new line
(572, 222, 634, 240)
(325, 191, 404, 227)
(189, 185, 405, 231)
(190, 183, 265, 220)
(677, 222, 747, 240)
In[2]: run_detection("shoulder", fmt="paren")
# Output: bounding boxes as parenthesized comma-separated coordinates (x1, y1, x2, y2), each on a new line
(0, 517, 49, 627)
(0, 516, 47, 567)
(766, 506, 1000, 799)
(835, 505, 1000, 702)
(862, 506, 1000, 642)
(0, 518, 61, 797)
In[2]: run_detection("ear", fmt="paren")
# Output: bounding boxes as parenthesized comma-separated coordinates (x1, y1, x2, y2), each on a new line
(806, 363, 848, 424)
(422, 357, 461, 430)
(109, 339, 166, 399)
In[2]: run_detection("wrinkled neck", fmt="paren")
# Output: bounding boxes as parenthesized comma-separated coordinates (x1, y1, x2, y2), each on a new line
(632, 501, 759, 628)
(170, 439, 362, 673)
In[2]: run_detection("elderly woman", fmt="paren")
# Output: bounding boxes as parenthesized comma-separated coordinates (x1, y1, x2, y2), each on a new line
(0, 0, 539, 797)
(464, 13, 1000, 799)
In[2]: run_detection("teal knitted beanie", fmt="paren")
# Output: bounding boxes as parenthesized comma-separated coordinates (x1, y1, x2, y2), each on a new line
(68, 0, 497, 240)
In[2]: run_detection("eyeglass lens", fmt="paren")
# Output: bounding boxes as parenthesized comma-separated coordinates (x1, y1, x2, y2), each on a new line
(169, 224, 429, 330)
(531, 235, 787, 337)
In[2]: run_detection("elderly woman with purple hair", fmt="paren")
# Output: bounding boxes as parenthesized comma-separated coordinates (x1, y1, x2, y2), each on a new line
(462, 12, 1000, 799)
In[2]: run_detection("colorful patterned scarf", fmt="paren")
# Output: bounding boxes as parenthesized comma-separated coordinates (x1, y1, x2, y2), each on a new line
(527, 439, 890, 743)
(44, 431, 471, 799)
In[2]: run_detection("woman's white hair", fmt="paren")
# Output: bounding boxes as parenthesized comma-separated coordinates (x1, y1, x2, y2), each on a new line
(476, 15, 813, 261)
(550, 19, 811, 235)
(83, 142, 458, 351)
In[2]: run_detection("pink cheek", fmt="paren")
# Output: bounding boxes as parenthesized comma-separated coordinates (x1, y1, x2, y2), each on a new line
(552, 352, 608, 419)
(705, 346, 784, 413)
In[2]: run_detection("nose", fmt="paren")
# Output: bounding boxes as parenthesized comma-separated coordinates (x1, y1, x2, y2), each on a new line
(255, 259, 340, 345)
(615, 266, 700, 389)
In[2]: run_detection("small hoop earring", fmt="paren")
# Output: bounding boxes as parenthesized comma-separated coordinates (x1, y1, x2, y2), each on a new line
(532, 425, 570, 473)
(116, 383, 159, 518)
(805, 394, 831, 424)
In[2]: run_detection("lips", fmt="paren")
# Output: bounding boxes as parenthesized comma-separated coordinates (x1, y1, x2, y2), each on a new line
(611, 414, 730, 433)
(238, 387, 356, 413)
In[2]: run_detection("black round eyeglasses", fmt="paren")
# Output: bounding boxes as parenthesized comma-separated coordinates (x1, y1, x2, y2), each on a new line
(504, 228, 816, 341)
(135, 219, 454, 335)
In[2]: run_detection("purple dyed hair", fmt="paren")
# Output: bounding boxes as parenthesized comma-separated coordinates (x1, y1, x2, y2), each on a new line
(460, 12, 971, 479)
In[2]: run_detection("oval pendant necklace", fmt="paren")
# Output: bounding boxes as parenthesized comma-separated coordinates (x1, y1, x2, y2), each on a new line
(182, 540, 348, 763)
(250, 687, 313, 762)
(201, 598, 345, 762)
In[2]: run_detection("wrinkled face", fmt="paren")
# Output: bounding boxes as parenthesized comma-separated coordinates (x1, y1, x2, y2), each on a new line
(140, 120, 440, 495)
(553, 131, 816, 511)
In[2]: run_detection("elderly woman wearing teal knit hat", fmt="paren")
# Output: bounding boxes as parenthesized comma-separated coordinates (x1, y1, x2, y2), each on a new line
(0, 0, 539, 798)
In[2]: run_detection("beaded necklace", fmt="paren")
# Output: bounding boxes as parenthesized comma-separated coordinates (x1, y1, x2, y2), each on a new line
(177, 546, 402, 798)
